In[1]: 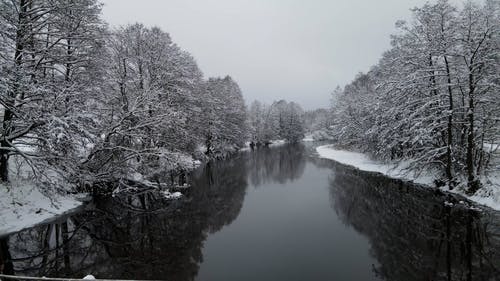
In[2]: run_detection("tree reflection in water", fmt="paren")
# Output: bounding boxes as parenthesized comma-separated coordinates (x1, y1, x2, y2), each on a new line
(5, 155, 249, 280)
(247, 144, 306, 187)
(3, 145, 308, 280)
(324, 160, 500, 281)
(5, 146, 500, 281)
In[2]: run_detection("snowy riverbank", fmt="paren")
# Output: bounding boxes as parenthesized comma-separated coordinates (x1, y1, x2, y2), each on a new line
(0, 154, 201, 236)
(316, 145, 500, 211)
(0, 182, 84, 236)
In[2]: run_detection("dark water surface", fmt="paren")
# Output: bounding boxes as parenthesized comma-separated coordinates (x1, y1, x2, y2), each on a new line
(1, 144, 500, 280)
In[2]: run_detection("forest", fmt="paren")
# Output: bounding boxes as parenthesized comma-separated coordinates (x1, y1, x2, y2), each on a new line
(326, 0, 499, 195)
(1, 0, 500, 280)
(0, 0, 306, 194)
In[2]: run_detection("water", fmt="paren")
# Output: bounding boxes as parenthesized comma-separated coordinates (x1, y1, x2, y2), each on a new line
(1, 143, 499, 280)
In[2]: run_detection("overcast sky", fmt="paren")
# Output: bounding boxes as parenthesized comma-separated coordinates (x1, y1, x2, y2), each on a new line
(101, 0, 440, 110)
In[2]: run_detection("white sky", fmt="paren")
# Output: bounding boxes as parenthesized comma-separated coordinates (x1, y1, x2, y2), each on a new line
(101, 0, 451, 110)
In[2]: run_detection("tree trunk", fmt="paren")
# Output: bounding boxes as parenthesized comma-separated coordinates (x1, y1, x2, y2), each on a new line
(444, 55, 454, 188)
(205, 133, 212, 156)
(65, 38, 72, 82)
(0, 0, 28, 182)
(120, 58, 129, 112)
(61, 221, 71, 274)
(0, 132, 11, 182)
(0, 238, 14, 275)
(466, 68, 479, 194)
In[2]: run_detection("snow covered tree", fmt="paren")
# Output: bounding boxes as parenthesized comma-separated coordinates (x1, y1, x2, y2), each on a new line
(248, 100, 265, 142)
(329, 73, 379, 152)
(0, 2, 253, 193)
(261, 102, 280, 144)
(79, 23, 204, 185)
(247, 99, 305, 144)
(304, 108, 331, 133)
(375, 0, 461, 181)
(278, 101, 305, 143)
(455, 0, 500, 193)
(0, 0, 106, 188)
(202, 76, 247, 157)
(328, 0, 499, 193)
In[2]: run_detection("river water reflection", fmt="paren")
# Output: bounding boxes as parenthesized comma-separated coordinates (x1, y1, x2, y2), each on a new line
(2, 144, 500, 280)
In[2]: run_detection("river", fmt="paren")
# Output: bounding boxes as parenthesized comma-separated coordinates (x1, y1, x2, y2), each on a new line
(1, 143, 499, 280)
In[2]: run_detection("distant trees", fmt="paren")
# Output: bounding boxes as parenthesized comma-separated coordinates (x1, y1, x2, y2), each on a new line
(202, 76, 247, 157)
(330, 73, 377, 150)
(328, 0, 500, 194)
(248, 100, 305, 144)
(304, 108, 331, 133)
(279, 101, 305, 143)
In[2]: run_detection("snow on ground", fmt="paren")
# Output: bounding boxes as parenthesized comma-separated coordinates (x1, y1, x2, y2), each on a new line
(308, 129, 335, 141)
(162, 190, 183, 200)
(316, 144, 500, 211)
(240, 142, 251, 152)
(0, 181, 83, 236)
(316, 145, 436, 185)
(467, 175, 500, 211)
(240, 139, 288, 151)
(0, 144, 235, 236)
(302, 134, 314, 142)
(269, 139, 287, 147)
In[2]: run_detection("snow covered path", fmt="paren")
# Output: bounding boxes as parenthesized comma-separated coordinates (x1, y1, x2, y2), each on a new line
(316, 145, 500, 211)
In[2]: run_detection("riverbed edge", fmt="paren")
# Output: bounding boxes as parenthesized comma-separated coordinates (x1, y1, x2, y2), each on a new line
(315, 144, 500, 211)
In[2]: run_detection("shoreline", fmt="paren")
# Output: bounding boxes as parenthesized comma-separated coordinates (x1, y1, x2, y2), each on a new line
(316, 144, 500, 211)
(0, 188, 87, 237)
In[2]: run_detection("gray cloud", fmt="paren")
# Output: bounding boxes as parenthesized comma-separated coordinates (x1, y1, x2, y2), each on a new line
(101, 0, 447, 109)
